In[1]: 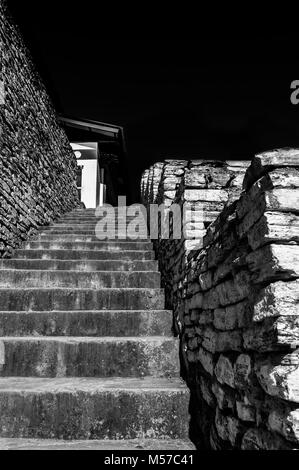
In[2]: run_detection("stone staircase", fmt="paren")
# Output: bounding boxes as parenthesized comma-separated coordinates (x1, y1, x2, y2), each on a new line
(0, 208, 192, 450)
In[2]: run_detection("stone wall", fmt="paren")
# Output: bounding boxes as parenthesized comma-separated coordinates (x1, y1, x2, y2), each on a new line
(141, 158, 250, 320)
(0, 1, 79, 257)
(141, 149, 299, 449)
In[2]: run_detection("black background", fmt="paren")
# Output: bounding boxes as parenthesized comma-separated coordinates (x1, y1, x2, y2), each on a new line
(6, 1, 299, 201)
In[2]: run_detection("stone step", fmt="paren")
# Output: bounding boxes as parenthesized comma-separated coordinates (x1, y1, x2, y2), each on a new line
(53, 222, 144, 229)
(69, 209, 140, 214)
(0, 288, 165, 310)
(56, 217, 141, 222)
(13, 249, 155, 261)
(0, 270, 161, 289)
(37, 234, 150, 243)
(0, 377, 189, 439)
(0, 336, 179, 378)
(0, 310, 173, 337)
(41, 228, 148, 237)
(57, 218, 143, 224)
(50, 221, 145, 226)
(23, 241, 153, 251)
(0, 259, 159, 272)
(0, 437, 195, 450)
(67, 211, 140, 216)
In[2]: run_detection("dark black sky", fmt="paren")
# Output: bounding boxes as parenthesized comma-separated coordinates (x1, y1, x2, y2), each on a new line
(6, 1, 299, 202)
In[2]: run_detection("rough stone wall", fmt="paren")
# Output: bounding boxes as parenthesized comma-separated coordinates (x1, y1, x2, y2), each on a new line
(141, 159, 249, 318)
(0, 1, 79, 257)
(141, 149, 299, 449)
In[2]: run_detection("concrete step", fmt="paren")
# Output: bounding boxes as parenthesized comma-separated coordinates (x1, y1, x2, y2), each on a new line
(0, 288, 165, 310)
(41, 228, 148, 237)
(54, 215, 143, 224)
(0, 377, 189, 439)
(50, 221, 145, 226)
(0, 270, 161, 289)
(0, 259, 159, 272)
(0, 437, 195, 450)
(52, 223, 144, 230)
(68, 209, 141, 215)
(23, 241, 153, 251)
(56, 219, 144, 225)
(13, 249, 155, 260)
(37, 234, 150, 243)
(0, 310, 173, 337)
(66, 211, 140, 216)
(0, 336, 180, 378)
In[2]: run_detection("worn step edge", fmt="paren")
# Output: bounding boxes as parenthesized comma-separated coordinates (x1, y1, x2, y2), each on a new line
(0, 259, 159, 271)
(0, 310, 173, 337)
(0, 377, 189, 439)
(38, 235, 150, 240)
(23, 242, 153, 251)
(0, 437, 194, 450)
(0, 287, 165, 310)
(0, 270, 161, 289)
(13, 250, 155, 260)
(0, 336, 180, 378)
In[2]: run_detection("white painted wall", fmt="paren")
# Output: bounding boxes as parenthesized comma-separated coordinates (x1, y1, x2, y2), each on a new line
(80, 159, 98, 208)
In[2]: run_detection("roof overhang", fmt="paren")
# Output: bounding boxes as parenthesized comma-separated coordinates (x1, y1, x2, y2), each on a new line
(58, 116, 122, 139)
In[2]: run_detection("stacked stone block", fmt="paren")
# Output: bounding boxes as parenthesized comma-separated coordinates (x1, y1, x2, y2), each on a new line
(0, 1, 79, 257)
(141, 149, 299, 449)
(141, 159, 249, 328)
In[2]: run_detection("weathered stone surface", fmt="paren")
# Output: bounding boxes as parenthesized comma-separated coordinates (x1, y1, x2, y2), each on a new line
(255, 352, 299, 403)
(0, 438, 195, 450)
(0, 6, 79, 258)
(215, 271, 250, 307)
(244, 317, 299, 351)
(141, 152, 299, 449)
(200, 326, 242, 354)
(187, 292, 203, 310)
(236, 401, 256, 422)
(184, 167, 232, 189)
(0, 336, 180, 378)
(209, 424, 223, 450)
(201, 327, 218, 353)
(234, 354, 252, 389)
(268, 408, 299, 442)
(213, 307, 238, 331)
(227, 301, 249, 329)
(199, 376, 216, 407)
(0, 207, 191, 446)
(184, 239, 203, 251)
(202, 287, 219, 310)
(247, 211, 299, 250)
(243, 148, 299, 191)
(216, 330, 242, 352)
(213, 246, 248, 284)
(198, 270, 213, 291)
(212, 380, 235, 410)
(238, 174, 299, 224)
(263, 167, 299, 188)
(184, 189, 229, 203)
(0, 377, 190, 440)
(247, 244, 299, 283)
(241, 427, 292, 450)
(214, 355, 235, 388)
(193, 309, 213, 325)
(215, 408, 241, 446)
(251, 280, 299, 321)
(213, 301, 248, 331)
(197, 347, 214, 375)
(265, 188, 299, 212)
